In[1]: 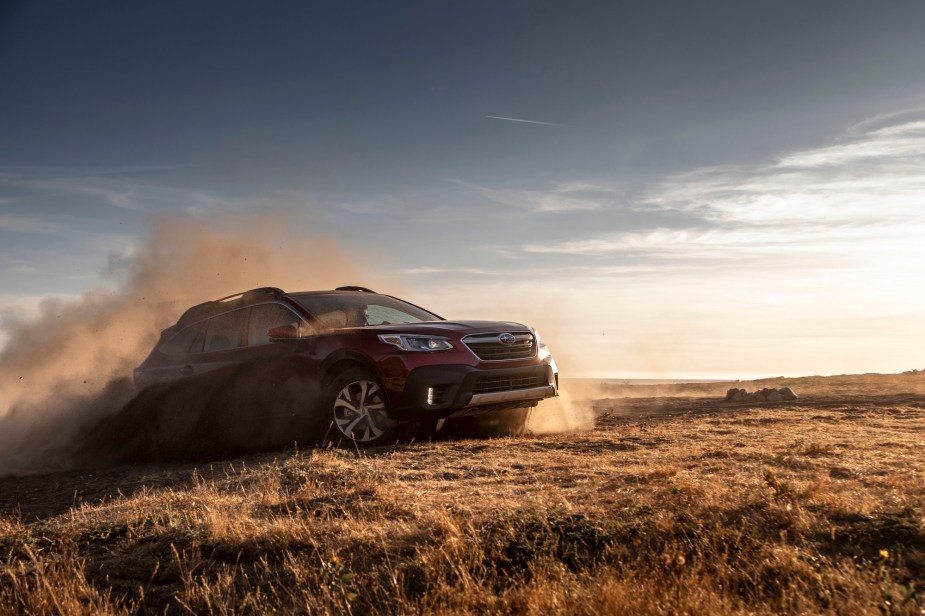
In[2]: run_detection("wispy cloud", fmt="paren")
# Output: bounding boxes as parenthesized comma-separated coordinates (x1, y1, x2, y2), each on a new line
(642, 115, 925, 224)
(0, 171, 143, 211)
(447, 178, 620, 213)
(845, 107, 925, 136)
(0, 169, 249, 216)
(485, 115, 564, 127)
(335, 196, 480, 224)
(0, 254, 38, 275)
(524, 115, 925, 268)
(0, 214, 73, 235)
(522, 223, 891, 261)
(400, 263, 686, 278)
(775, 120, 925, 169)
(399, 266, 501, 276)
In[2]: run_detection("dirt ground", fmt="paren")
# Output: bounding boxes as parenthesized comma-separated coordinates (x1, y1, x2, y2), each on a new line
(3, 371, 923, 520)
(1, 371, 923, 614)
(0, 371, 925, 518)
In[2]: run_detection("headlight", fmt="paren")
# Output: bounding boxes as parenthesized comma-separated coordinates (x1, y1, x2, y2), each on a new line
(533, 328, 552, 360)
(378, 334, 453, 352)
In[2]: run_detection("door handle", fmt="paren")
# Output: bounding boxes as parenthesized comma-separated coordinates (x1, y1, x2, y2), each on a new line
(178, 365, 194, 375)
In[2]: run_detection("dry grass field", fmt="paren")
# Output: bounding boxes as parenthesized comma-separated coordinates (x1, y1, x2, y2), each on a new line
(1, 372, 924, 614)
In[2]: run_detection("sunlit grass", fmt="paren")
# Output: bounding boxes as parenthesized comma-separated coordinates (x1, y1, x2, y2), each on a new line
(2, 375, 924, 614)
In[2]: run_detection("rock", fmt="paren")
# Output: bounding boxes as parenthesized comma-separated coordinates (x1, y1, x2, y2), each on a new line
(726, 386, 796, 403)
(726, 388, 747, 401)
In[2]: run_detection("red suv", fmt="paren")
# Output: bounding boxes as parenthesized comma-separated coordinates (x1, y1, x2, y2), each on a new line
(134, 286, 558, 446)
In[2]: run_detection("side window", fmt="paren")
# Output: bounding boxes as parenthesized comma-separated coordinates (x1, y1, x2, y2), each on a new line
(160, 322, 204, 355)
(190, 323, 207, 353)
(202, 309, 247, 353)
(247, 303, 308, 346)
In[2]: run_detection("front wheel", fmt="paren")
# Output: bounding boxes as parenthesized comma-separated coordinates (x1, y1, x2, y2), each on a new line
(325, 368, 400, 446)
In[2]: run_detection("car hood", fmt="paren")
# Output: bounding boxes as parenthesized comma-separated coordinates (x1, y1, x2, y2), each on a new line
(341, 320, 531, 337)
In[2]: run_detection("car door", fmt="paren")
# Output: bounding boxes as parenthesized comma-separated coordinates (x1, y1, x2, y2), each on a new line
(226, 303, 322, 410)
(180, 307, 250, 378)
(235, 302, 319, 366)
(136, 321, 207, 386)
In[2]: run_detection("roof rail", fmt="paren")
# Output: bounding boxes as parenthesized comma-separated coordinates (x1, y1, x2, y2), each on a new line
(177, 287, 286, 324)
(215, 287, 285, 303)
(335, 286, 375, 293)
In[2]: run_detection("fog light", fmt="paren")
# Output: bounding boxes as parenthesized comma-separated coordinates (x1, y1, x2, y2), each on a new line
(427, 387, 435, 405)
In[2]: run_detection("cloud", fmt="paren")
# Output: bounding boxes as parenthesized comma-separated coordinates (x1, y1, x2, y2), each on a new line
(522, 223, 891, 262)
(335, 197, 461, 222)
(642, 116, 925, 226)
(0, 171, 143, 211)
(0, 214, 73, 235)
(399, 266, 500, 275)
(529, 115, 925, 268)
(400, 264, 680, 282)
(0, 211, 142, 257)
(775, 120, 925, 169)
(845, 107, 925, 136)
(0, 169, 249, 216)
(446, 178, 620, 213)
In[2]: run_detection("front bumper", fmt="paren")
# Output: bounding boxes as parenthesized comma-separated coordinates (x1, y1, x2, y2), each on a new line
(390, 359, 558, 418)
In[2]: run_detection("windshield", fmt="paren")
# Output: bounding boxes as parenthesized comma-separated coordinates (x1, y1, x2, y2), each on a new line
(291, 293, 441, 329)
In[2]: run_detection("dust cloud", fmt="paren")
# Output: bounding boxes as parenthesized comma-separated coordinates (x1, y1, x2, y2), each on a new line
(528, 385, 595, 434)
(0, 213, 378, 475)
(0, 213, 594, 475)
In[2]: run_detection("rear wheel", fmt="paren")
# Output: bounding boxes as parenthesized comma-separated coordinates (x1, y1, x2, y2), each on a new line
(325, 368, 400, 446)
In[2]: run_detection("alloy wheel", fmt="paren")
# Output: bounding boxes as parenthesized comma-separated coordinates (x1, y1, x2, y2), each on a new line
(332, 379, 390, 442)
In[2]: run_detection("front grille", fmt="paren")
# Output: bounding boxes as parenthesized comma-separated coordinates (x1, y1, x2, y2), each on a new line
(463, 332, 536, 361)
(473, 373, 546, 394)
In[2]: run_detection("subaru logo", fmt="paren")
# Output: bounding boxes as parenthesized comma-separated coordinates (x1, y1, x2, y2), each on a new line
(498, 333, 515, 345)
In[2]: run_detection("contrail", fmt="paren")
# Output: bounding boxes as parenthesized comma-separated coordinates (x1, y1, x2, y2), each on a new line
(485, 115, 564, 127)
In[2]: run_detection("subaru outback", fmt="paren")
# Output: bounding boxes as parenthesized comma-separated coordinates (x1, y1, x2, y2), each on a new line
(134, 286, 559, 446)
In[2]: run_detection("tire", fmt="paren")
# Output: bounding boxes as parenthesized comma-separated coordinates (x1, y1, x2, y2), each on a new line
(324, 367, 401, 446)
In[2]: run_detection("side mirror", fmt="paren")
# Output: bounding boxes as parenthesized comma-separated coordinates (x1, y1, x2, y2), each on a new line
(268, 324, 298, 340)
(267, 323, 314, 341)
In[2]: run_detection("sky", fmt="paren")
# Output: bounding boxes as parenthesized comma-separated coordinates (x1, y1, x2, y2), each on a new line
(2, 1, 925, 379)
